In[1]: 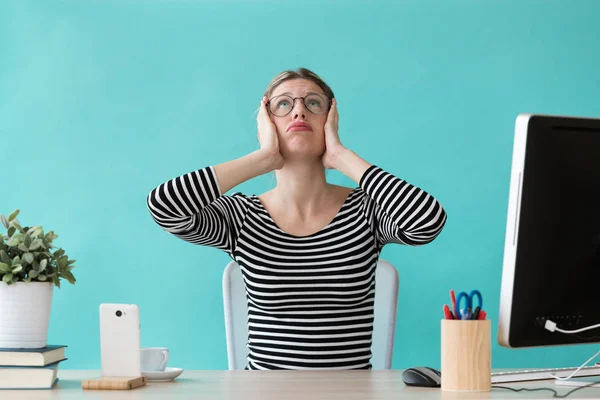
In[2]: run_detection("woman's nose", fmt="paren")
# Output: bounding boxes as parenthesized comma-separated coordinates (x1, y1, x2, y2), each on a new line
(292, 100, 307, 118)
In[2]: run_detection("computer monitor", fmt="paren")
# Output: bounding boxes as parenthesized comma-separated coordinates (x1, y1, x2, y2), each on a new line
(499, 113, 600, 348)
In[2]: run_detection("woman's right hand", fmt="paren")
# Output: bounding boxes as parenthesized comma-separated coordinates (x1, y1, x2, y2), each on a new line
(257, 96, 284, 170)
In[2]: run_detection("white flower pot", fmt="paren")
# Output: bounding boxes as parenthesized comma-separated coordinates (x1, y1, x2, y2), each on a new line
(0, 282, 53, 348)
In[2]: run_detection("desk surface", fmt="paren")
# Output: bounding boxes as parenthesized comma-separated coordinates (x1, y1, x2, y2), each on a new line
(3, 370, 599, 399)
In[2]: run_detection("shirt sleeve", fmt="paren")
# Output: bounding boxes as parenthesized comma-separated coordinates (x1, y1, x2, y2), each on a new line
(359, 165, 447, 248)
(146, 166, 250, 255)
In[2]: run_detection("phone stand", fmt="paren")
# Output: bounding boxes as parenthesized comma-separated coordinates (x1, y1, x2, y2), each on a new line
(82, 376, 147, 390)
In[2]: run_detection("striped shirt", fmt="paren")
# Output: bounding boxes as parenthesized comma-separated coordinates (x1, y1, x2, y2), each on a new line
(147, 165, 446, 370)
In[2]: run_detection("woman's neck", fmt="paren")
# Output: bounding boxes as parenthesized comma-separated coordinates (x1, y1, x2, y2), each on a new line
(272, 160, 331, 217)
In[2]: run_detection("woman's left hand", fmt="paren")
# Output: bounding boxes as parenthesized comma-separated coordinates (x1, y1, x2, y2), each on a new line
(322, 98, 346, 169)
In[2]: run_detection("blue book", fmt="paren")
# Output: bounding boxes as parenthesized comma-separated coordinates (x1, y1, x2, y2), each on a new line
(0, 360, 65, 389)
(0, 345, 66, 367)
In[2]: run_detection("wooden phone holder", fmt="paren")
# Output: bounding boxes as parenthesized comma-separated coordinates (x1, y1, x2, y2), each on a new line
(82, 376, 147, 390)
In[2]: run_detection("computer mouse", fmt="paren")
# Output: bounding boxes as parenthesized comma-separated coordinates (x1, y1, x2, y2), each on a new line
(401, 366, 441, 388)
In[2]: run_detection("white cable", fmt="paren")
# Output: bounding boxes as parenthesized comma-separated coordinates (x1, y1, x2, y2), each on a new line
(555, 323, 600, 334)
(544, 319, 600, 380)
(544, 320, 600, 334)
(550, 348, 600, 381)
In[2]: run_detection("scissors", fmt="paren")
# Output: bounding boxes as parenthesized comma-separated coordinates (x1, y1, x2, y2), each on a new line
(456, 289, 483, 320)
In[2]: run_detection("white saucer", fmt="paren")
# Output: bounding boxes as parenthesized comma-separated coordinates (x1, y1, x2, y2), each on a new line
(141, 367, 184, 381)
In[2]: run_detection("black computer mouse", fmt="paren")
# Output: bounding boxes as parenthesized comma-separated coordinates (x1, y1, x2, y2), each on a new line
(402, 366, 441, 388)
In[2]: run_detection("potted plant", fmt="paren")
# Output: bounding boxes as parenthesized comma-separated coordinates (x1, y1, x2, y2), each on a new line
(0, 209, 76, 348)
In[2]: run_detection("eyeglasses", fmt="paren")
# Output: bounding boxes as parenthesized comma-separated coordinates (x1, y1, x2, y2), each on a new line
(266, 93, 332, 117)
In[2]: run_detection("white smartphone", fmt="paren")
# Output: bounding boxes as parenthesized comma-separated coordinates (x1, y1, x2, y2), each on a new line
(99, 303, 141, 377)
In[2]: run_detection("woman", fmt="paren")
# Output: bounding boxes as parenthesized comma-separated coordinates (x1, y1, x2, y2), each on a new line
(147, 68, 447, 370)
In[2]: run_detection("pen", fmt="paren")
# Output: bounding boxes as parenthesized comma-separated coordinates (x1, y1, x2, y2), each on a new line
(472, 306, 481, 320)
(450, 290, 458, 319)
(478, 310, 487, 320)
(443, 304, 453, 320)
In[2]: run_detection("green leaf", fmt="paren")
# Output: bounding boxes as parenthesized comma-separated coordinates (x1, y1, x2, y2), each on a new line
(7, 226, 15, 237)
(0, 263, 11, 273)
(39, 259, 47, 272)
(62, 270, 76, 284)
(10, 220, 23, 233)
(2, 274, 13, 283)
(38, 274, 47, 281)
(0, 250, 10, 264)
(53, 274, 60, 288)
(29, 239, 43, 251)
(7, 237, 20, 247)
(0, 215, 8, 229)
(29, 270, 38, 278)
(54, 249, 65, 258)
(8, 210, 19, 222)
(24, 233, 32, 248)
(12, 265, 22, 274)
(27, 226, 41, 237)
(23, 253, 34, 264)
(18, 243, 29, 252)
(11, 256, 21, 266)
(68, 259, 76, 265)
(24, 277, 31, 283)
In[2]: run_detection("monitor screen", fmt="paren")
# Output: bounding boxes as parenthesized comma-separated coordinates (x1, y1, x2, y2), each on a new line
(499, 114, 600, 348)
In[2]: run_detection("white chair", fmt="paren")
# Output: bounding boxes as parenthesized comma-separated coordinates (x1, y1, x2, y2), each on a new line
(222, 259, 399, 370)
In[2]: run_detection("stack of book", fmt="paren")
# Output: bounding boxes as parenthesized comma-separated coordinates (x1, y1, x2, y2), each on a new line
(0, 345, 67, 390)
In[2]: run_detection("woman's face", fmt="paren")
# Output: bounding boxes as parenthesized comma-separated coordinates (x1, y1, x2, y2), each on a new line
(268, 79, 329, 161)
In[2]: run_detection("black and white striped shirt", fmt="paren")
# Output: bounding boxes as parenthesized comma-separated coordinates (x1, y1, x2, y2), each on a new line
(147, 165, 446, 370)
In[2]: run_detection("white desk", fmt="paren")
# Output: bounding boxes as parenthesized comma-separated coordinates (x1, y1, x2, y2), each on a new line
(2, 370, 599, 399)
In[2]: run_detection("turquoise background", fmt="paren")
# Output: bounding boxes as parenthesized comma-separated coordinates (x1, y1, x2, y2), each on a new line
(1, 0, 599, 370)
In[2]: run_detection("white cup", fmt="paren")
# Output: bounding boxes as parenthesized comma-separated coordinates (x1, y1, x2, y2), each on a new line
(140, 347, 169, 372)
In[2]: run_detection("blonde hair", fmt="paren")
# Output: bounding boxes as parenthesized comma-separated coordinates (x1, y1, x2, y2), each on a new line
(264, 68, 335, 99)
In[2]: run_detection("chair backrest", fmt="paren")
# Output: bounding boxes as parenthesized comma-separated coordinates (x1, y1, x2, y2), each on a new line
(222, 259, 399, 370)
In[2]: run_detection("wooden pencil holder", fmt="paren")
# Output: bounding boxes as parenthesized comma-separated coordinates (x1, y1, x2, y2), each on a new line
(441, 319, 491, 392)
